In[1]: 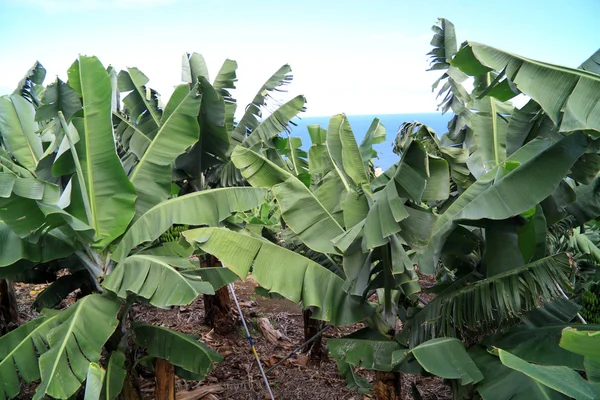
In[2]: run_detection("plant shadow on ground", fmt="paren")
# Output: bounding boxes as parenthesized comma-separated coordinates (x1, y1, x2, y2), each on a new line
(14, 278, 450, 400)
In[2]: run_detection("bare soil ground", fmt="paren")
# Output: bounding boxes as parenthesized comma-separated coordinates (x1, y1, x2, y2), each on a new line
(13, 278, 451, 400)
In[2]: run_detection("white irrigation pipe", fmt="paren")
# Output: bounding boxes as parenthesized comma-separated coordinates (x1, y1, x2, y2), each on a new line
(223, 262, 274, 400)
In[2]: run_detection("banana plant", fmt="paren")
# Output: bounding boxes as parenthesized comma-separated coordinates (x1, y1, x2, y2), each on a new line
(0, 55, 270, 400)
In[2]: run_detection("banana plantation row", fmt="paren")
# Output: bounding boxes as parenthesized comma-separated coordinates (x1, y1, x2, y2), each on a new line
(0, 19, 599, 399)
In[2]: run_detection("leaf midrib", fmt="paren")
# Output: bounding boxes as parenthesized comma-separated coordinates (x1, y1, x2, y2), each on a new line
(0, 315, 58, 375)
(129, 87, 196, 184)
(126, 254, 200, 296)
(129, 69, 161, 129)
(44, 297, 87, 392)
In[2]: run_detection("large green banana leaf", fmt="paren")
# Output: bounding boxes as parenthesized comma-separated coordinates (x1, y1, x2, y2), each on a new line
(118, 67, 162, 136)
(132, 322, 221, 380)
(327, 114, 370, 188)
(232, 64, 292, 144)
(32, 271, 90, 312)
(566, 177, 600, 225)
(103, 254, 214, 307)
(231, 146, 345, 254)
(451, 42, 600, 133)
(364, 140, 437, 250)
(197, 75, 230, 162)
(422, 132, 587, 273)
(183, 227, 372, 325)
(328, 328, 406, 372)
(182, 52, 209, 84)
(307, 124, 333, 176)
(401, 254, 572, 347)
(411, 337, 483, 385)
(103, 351, 126, 400)
(498, 349, 600, 399)
(0, 294, 121, 400)
(112, 187, 267, 261)
(0, 222, 73, 267)
(242, 95, 306, 149)
(0, 314, 58, 400)
(359, 118, 386, 167)
(34, 294, 120, 399)
(84, 363, 105, 400)
(486, 322, 600, 370)
(0, 94, 43, 170)
(128, 83, 201, 216)
(82, 351, 126, 400)
(580, 49, 600, 74)
(469, 346, 566, 400)
(13, 61, 46, 106)
(35, 78, 82, 122)
(467, 76, 513, 178)
(560, 328, 600, 363)
(428, 18, 457, 70)
(67, 56, 138, 247)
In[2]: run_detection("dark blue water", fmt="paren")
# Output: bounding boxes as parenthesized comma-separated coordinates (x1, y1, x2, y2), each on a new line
(290, 113, 451, 170)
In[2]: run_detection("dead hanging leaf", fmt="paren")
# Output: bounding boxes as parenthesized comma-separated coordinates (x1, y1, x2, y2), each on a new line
(175, 384, 224, 400)
(257, 317, 291, 347)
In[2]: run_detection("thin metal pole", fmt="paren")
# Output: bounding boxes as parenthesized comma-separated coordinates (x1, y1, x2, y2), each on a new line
(224, 263, 274, 400)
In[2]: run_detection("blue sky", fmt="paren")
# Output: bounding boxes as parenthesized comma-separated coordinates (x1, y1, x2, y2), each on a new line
(1, 0, 598, 116)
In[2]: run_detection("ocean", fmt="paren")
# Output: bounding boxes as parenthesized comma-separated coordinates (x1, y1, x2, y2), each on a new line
(289, 113, 452, 170)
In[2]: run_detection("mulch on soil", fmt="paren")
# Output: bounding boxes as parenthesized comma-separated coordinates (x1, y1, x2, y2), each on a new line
(13, 278, 451, 400)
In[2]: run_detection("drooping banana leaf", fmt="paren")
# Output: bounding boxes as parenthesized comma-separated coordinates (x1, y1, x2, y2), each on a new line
(112, 187, 267, 261)
(212, 59, 237, 131)
(359, 118, 386, 167)
(0, 222, 70, 267)
(32, 270, 90, 311)
(118, 67, 162, 136)
(328, 328, 406, 372)
(128, 83, 201, 216)
(13, 61, 46, 106)
(231, 146, 345, 254)
(103, 254, 214, 307)
(132, 322, 222, 380)
(422, 132, 587, 273)
(560, 328, 600, 363)
(35, 78, 82, 122)
(15, 294, 121, 400)
(469, 346, 566, 400)
(566, 177, 600, 225)
(307, 124, 333, 176)
(400, 254, 572, 347)
(486, 322, 600, 370)
(498, 349, 600, 399)
(183, 227, 372, 325)
(364, 140, 437, 250)
(451, 42, 600, 133)
(327, 114, 370, 188)
(0, 94, 43, 170)
(411, 337, 483, 385)
(232, 64, 293, 145)
(67, 56, 138, 247)
(467, 74, 513, 178)
(242, 95, 306, 149)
